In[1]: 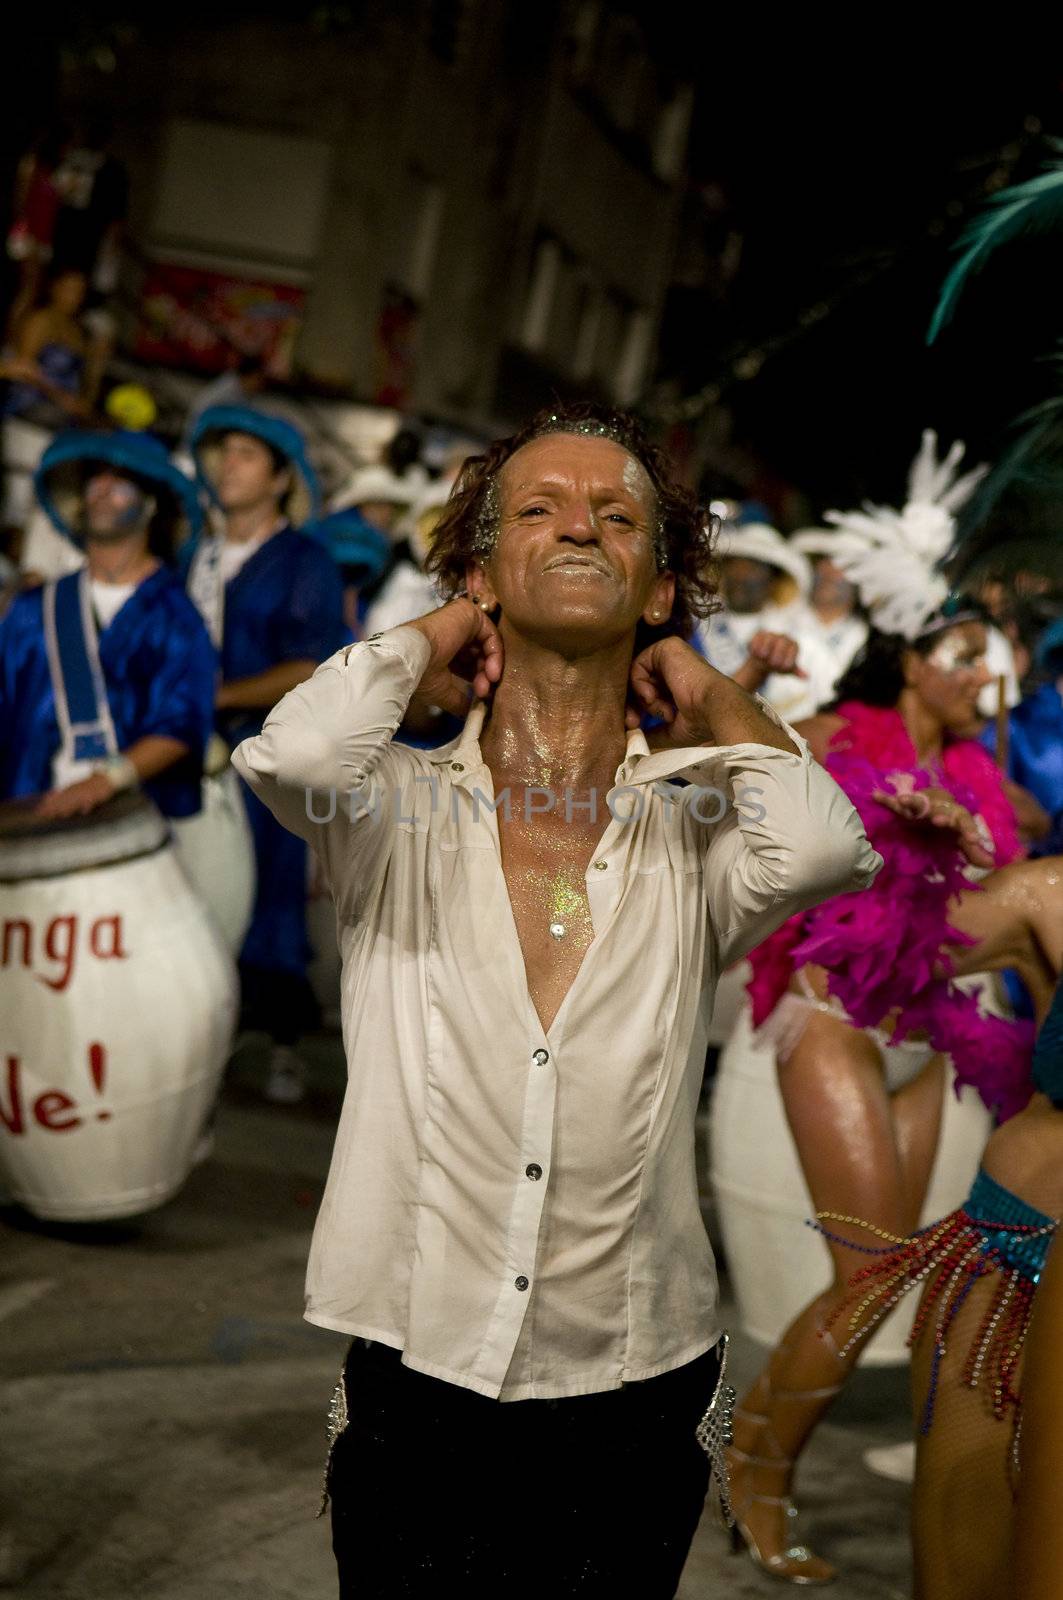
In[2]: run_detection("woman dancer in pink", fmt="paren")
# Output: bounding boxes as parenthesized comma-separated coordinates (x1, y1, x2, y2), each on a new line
(725, 433, 1063, 1585)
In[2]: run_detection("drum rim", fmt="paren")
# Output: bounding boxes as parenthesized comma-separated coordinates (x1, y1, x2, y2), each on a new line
(0, 791, 172, 882)
(0, 834, 171, 883)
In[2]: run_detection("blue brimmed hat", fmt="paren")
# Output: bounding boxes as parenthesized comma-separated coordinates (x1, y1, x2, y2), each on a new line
(35, 429, 204, 547)
(190, 404, 320, 529)
(307, 509, 391, 587)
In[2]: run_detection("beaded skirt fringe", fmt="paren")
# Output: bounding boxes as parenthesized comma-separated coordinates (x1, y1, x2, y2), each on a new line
(812, 1198, 1058, 1464)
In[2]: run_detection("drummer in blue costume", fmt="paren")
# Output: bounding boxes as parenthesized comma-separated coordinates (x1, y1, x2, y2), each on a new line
(0, 429, 215, 821)
(307, 506, 391, 639)
(186, 405, 348, 1104)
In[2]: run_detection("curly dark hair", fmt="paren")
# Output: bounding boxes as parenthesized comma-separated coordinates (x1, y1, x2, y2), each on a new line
(423, 401, 719, 654)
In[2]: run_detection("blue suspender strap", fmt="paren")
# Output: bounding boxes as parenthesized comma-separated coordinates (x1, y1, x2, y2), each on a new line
(43, 569, 118, 764)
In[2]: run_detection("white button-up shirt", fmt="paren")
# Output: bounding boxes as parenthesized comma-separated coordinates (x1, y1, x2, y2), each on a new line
(233, 625, 881, 1401)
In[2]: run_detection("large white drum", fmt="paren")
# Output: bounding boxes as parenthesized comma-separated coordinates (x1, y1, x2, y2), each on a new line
(0, 792, 238, 1221)
(709, 1000, 992, 1364)
(171, 752, 256, 956)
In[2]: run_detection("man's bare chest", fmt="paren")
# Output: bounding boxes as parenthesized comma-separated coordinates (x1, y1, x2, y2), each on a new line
(495, 802, 611, 1032)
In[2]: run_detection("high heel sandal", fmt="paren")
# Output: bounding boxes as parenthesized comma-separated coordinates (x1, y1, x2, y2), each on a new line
(724, 1386, 840, 1586)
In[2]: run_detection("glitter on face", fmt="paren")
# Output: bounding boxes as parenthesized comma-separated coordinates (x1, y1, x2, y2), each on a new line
(471, 476, 501, 558)
(925, 635, 987, 675)
(622, 454, 646, 501)
(472, 426, 670, 571)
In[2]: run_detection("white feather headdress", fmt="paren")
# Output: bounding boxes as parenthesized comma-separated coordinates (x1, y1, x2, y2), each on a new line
(823, 431, 988, 640)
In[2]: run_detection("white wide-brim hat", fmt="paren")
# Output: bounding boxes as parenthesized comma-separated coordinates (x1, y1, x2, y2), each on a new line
(331, 465, 421, 515)
(399, 478, 458, 564)
(716, 522, 812, 597)
(791, 526, 867, 560)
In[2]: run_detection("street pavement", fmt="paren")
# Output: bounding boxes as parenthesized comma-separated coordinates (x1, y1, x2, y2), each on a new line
(1, 1032, 913, 1598)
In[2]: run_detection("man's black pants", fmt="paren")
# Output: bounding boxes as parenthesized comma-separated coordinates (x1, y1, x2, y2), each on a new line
(329, 1337, 723, 1598)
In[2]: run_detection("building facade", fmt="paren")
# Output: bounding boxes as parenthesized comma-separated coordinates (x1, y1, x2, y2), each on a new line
(62, 1, 694, 435)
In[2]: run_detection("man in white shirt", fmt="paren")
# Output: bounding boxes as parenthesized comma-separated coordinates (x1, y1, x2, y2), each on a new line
(695, 521, 839, 722)
(233, 404, 880, 1597)
(791, 527, 870, 697)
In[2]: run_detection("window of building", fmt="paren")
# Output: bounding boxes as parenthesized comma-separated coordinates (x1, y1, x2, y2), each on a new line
(519, 236, 562, 353)
(614, 307, 653, 405)
(593, 289, 627, 389)
(565, 0, 603, 85)
(395, 171, 445, 303)
(542, 252, 588, 375)
(653, 85, 694, 184)
(589, 290, 652, 404)
(596, 15, 646, 133)
(572, 281, 603, 380)
(148, 118, 331, 280)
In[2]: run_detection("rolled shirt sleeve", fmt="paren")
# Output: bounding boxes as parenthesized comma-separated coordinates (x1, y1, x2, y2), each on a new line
(679, 699, 882, 969)
(231, 623, 432, 903)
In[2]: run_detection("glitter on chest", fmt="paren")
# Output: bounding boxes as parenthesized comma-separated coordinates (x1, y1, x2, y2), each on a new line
(504, 849, 596, 951)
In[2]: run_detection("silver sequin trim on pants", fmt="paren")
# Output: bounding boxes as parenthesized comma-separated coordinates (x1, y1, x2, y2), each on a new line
(319, 1335, 737, 1522)
(317, 1344, 354, 1517)
(695, 1333, 736, 1528)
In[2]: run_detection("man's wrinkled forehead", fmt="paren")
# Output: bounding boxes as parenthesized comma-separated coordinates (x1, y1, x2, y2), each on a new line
(499, 433, 654, 510)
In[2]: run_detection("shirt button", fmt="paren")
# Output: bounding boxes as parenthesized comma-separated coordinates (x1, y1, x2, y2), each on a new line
(532, 1048, 549, 1065)
(592, 859, 608, 870)
(515, 1276, 529, 1291)
(525, 1163, 543, 1181)
(451, 762, 464, 772)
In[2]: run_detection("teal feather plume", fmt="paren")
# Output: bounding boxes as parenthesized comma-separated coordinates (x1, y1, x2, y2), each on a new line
(929, 142, 1063, 345)
(947, 371, 1063, 582)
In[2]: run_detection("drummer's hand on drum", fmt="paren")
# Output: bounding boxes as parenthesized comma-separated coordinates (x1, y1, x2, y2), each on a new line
(873, 784, 996, 870)
(35, 773, 114, 820)
(404, 597, 504, 717)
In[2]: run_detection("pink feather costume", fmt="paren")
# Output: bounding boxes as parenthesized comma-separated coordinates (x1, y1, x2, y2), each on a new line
(746, 701, 1034, 1120)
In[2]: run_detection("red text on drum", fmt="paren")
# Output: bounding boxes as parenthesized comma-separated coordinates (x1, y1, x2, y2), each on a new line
(2, 912, 128, 992)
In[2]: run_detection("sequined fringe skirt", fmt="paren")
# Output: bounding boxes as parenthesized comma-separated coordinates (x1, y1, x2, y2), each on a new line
(815, 1170, 1058, 1450)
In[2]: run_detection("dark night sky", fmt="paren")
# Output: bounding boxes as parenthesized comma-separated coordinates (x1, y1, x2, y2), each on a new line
(667, 50, 1063, 511)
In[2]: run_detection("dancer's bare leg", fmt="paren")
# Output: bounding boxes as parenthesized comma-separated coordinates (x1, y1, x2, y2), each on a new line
(728, 1005, 944, 1575)
(1011, 1231, 1063, 1600)
(948, 857, 1063, 1020)
(911, 1101, 1063, 1600)
(893, 1053, 948, 1230)
(910, 1275, 1017, 1600)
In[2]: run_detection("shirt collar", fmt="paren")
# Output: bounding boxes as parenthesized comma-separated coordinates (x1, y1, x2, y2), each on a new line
(424, 698, 718, 788)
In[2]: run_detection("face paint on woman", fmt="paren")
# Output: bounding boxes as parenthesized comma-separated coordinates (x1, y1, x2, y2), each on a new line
(924, 635, 987, 676)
